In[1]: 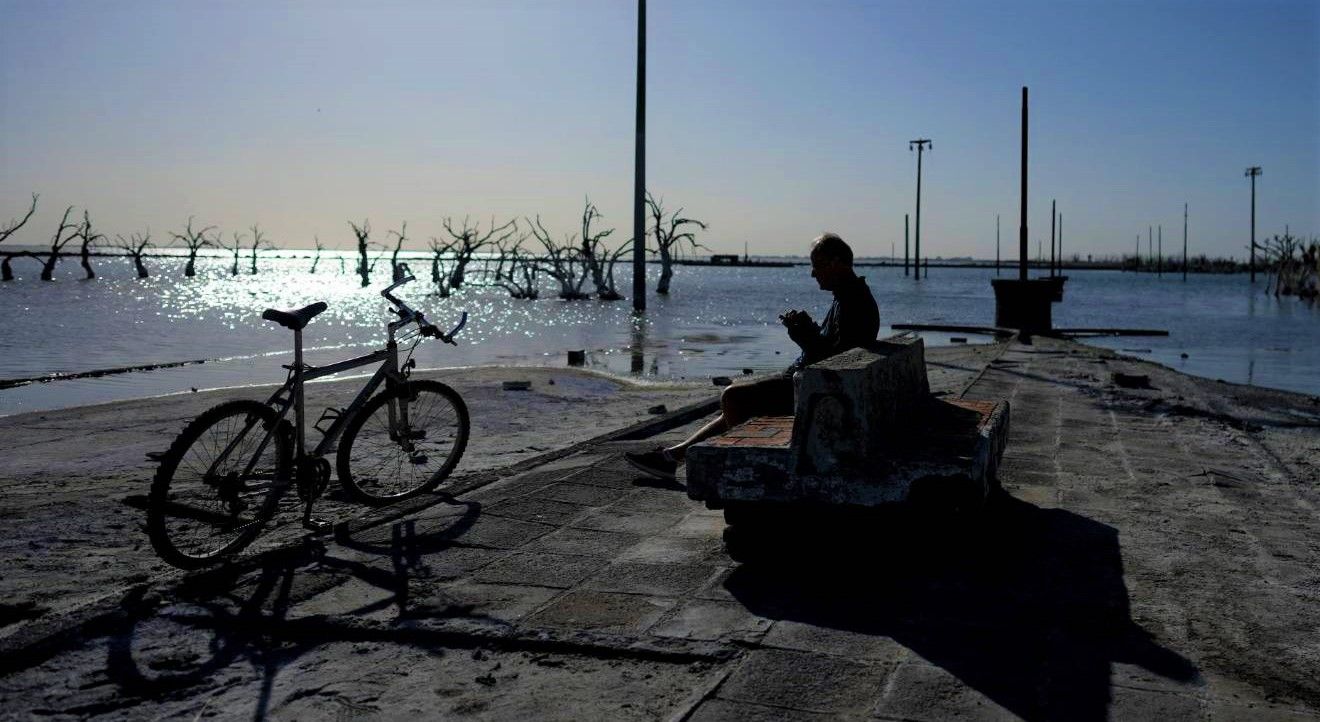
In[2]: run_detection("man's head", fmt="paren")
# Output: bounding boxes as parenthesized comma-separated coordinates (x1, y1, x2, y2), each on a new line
(809, 233, 855, 291)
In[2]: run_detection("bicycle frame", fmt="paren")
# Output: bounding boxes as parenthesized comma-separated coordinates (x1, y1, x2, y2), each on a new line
(215, 311, 421, 506)
(270, 310, 419, 461)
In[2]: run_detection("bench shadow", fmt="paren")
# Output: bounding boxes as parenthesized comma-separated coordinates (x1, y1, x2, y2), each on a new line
(723, 492, 1198, 721)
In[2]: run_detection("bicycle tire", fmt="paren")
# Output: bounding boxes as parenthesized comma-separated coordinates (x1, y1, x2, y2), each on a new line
(148, 400, 291, 569)
(336, 380, 469, 505)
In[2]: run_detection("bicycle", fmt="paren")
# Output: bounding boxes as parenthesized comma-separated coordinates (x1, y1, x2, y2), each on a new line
(147, 275, 470, 569)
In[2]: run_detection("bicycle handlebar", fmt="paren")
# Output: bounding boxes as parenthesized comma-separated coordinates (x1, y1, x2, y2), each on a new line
(381, 275, 466, 346)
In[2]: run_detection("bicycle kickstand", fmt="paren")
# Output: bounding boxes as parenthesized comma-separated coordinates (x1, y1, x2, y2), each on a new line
(301, 500, 333, 534)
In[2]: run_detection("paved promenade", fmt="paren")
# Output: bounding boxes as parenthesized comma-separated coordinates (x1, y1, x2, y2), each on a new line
(2, 340, 1317, 720)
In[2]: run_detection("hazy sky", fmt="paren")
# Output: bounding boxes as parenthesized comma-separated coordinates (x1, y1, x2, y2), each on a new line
(2, 0, 1316, 259)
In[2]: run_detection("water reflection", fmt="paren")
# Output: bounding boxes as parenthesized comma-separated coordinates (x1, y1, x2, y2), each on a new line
(0, 253, 1316, 416)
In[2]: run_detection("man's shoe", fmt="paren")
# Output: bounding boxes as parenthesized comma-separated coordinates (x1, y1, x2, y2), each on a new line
(624, 449, 678, 481)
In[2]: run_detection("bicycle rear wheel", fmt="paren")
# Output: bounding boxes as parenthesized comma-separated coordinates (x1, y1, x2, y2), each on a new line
(336, 380, 469, 505)
(148, 400, 291, 569)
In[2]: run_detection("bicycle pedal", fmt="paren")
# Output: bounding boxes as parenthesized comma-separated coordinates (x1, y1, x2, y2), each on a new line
(302, 517, 334, 534)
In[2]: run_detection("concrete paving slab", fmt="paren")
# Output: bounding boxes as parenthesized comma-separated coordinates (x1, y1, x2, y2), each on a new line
(471, 551, 607, 589)
(583, 561, 721, 598)
(522, 590, 674, 634)
(716, 648, 891, 715)
(649, 600, 772, 642)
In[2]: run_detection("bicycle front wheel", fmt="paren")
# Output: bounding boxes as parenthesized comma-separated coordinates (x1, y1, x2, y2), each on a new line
(337, 380, 469, 505)
(148, 400, 291, 569)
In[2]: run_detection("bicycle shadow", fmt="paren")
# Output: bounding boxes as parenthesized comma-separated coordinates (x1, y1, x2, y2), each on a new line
(722, 492, 1199, 721)
(102, 497, 487, 720)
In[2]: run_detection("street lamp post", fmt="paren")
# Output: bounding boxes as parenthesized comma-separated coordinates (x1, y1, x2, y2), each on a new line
(909, 138, 931, 281)
(1245, 166, 1261, 283)
(631, 0, 647, 311)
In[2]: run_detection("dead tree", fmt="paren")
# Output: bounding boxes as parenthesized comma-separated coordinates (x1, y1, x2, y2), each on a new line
(1, 193, 39, 281)
(387, 222, 409, 281)
(310, 236, 324, 274)
(426, 235, 459, 297)
(218, 231, 245, 275)
(492, 232, 540, 299)
(171, 217, 216, 277)
(249, 224, 273, 274)
(40, 206, 80, 281)
(114, 232, 154, 278)
(349, 219, 372, 287)
(527, 215, 590, 300)
(441, 216, 517, 290)
(75, 210, 105, 280)
(578, 197, 630, 300)
(646, 192, 708, 295)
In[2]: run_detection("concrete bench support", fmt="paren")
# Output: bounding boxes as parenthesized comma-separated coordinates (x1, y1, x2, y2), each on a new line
(686, 335, 1009, 512)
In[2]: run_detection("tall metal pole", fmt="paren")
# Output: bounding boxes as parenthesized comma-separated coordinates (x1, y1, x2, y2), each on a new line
(1158, 225, 1163, 277)
(1245, 166, 1261, 283)
(1182, 202, 1188, 281)
(1018, 87, 1028, 281)
(1148, 226, 1153, 270)
(995, 213, 1000, 276)
(631, 0, 647, 311)
(1049, 199, 1056, 277)
(904, 214, 909, 276)
(1058, 213, 1063, 271)
(909, 138, 931, 282)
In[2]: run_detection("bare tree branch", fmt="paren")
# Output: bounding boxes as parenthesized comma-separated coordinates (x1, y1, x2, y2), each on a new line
(1, 193, 38, 245)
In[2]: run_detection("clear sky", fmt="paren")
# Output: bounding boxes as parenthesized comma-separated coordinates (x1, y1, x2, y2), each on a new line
(2, 0, 1316, 260)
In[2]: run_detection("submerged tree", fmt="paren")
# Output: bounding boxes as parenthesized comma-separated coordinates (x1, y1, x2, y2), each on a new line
(441, 216, 516, 290)
(309, 236, 325, 274)
(527, 215, 590, 300)
(40, 205, 80, 281)
(115, 231, 154, 278)
(349, 219, 372, 287)
(171, 217, 216, 277)
(579, 198, 630, 300)
(218, 231, 245, 275)
(1, 193, 39, 281)
(76, 210, 105, 280)
(426, 234, 459, 297)
(248, 224, 273, 274)
(491, 231, 539, 299)
(387, 222, 409, 281)
(646, 193, 707, 295)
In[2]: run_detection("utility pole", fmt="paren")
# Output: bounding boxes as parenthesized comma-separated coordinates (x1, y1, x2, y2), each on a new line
(631, 0, 647, 312)
(1245, 166, 1261, 283)
(1188, 204, 1198, 283)
(909, 138, 932, 282)
(1158, 225, 1163, 277)
(995, 213, 1000, 276)
(904, 214, 910, 276)
(1049, 199, 1056, 277)
(1018, 88, 1028, 281)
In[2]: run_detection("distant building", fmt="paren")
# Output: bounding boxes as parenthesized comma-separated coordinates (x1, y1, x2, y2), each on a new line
(710, 254, 741, 265)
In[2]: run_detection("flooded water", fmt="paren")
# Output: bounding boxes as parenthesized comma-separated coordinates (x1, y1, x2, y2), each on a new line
(1, 251, 1316, 415)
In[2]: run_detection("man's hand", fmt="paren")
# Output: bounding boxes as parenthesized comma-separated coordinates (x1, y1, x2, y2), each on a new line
(779, 309, 818, 346)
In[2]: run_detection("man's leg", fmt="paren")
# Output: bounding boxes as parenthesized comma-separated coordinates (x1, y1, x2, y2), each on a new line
(664, 383, 760, 460)
(624, 377, 791, 480)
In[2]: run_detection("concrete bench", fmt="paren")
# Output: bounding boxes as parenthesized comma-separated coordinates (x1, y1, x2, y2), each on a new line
(686, 335, 1010, 520)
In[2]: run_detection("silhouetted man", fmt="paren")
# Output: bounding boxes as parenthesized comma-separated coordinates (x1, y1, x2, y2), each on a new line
(626, 232, 880, 480)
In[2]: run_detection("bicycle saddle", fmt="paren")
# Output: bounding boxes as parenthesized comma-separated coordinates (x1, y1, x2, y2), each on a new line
(261, 301, 327, 331)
